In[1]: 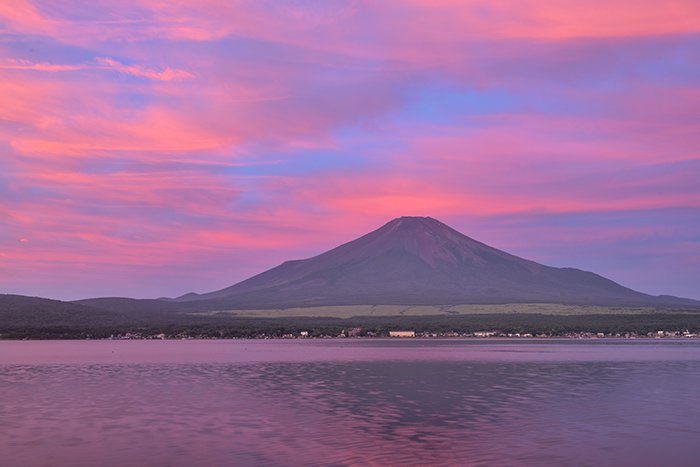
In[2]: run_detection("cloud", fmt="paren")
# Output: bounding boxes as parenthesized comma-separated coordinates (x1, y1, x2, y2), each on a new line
(0, 0, 698, 299)
(93, 57, 194, 80)
(0, 57, 194, 81)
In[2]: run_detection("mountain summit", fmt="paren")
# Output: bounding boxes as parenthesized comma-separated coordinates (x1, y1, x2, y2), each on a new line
(176, 216, 697, 308)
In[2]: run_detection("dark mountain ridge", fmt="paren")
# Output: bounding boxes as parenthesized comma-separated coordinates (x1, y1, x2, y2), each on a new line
(2, 217, 699, 327)
(0, 294, 127, 327)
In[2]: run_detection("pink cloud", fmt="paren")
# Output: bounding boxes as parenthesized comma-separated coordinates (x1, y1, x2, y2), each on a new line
(3, 1, 699, 56)
(0, 1, 698, 299)
(0, 58, 193, 81)
(93, 57, 194, 81)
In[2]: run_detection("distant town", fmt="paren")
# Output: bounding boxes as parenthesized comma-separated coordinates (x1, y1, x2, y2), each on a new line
(105, 328, 700, 340)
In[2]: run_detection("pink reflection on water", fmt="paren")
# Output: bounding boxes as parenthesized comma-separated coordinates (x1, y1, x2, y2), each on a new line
(2, 339, 700, 365)
(2, 340, 700, 466)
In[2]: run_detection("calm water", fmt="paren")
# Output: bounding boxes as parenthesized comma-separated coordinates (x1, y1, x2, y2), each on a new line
(2, 340, 700, 466)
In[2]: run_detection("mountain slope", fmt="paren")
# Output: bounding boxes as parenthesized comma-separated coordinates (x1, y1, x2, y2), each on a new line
(74, 297, 191, 315)
(0, 294, 127, 327)
(176, 216, 699, 309)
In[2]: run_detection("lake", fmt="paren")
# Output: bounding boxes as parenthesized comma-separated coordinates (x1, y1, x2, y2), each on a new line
(2, 339, 700, 466)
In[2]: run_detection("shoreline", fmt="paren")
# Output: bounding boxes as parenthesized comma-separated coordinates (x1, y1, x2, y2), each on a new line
(3, 334, 700, 341)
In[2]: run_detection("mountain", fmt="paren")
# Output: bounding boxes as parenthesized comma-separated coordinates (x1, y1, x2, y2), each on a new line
(174, 216, 699, 309)
(74, 297, 192, 315)
(0, 294, 126, 327)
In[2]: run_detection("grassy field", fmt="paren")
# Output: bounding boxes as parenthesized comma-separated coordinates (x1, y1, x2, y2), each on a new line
(195, 303, 673, 319)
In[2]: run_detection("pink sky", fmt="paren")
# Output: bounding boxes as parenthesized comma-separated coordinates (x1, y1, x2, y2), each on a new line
(1, 1, 699, 300)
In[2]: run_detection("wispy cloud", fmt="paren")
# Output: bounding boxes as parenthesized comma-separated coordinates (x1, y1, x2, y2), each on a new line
(0, 57, 194, 81)
(93, 57, 194, 81)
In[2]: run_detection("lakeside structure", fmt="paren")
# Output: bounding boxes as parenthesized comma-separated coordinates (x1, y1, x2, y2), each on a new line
(389, 331, 416, 337)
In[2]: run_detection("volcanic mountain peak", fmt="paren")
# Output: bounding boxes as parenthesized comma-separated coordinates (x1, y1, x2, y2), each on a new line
(328, 215, 473, 266)
(355, 216, 533, 270)
(374, 215, 461, 238)
(175, 216, 699, 309)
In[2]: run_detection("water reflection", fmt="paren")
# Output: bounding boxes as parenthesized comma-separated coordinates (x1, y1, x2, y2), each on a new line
(2, 341, 700, 466)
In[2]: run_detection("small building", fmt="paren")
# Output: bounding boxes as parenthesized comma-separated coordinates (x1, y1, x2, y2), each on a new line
(389, 330, 415, 337)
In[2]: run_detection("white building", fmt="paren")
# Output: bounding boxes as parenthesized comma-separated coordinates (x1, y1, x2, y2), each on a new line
(389, 331, 415, 337)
